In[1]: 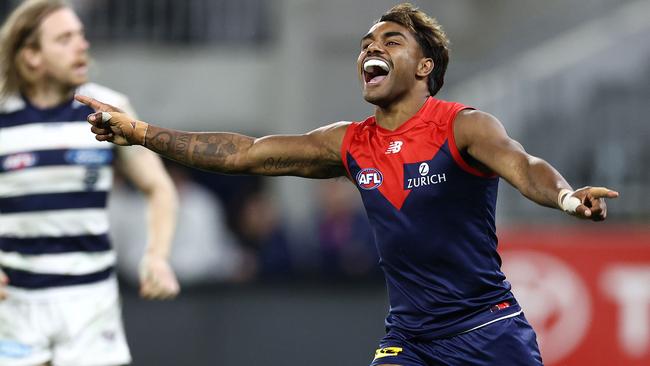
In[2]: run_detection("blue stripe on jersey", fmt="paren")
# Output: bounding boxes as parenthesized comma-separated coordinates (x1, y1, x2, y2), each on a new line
(0, 148, 113, 173)
(2, 266, 113, 289)
(0, 191, 107, 213)
(0, 99, 94, 128)
(0, 234, 111, 254)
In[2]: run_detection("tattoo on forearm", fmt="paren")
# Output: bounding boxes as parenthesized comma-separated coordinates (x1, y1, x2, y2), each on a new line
(149, 131, 173, 153)
(263, 157, 316, 171)
(190, 134, 238, 167)
(174, 134, 191, 158)
(262, 157, 344, 178)
(145, 127, 245, 170)
(148, 131, 191, 162)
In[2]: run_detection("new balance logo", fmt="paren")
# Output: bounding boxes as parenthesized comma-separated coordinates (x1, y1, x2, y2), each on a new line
(385, 140, 403, 154)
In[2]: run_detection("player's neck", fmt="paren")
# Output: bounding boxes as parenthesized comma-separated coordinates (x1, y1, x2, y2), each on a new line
(23, 81, 75, 109)
(374, 93, 429, 131)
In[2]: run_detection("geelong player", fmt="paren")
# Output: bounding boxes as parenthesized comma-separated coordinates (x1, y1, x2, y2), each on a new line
(77, 3, 618, 365)
(0, 1, 180, 365)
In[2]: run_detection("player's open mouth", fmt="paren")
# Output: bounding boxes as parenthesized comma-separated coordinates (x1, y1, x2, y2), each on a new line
(73, 60, 88, 74)
(363, 58, 390, 85)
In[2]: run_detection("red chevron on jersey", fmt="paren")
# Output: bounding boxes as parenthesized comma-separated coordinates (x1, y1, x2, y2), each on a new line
(341, 97, 475, 210)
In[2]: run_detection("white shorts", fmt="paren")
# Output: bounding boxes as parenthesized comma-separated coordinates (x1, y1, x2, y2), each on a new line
(0, 277, 131, 366)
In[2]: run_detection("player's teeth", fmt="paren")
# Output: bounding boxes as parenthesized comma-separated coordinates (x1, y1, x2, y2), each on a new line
(364, 59, 389, 72)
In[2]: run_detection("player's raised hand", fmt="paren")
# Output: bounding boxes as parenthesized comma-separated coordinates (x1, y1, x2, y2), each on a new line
(559, 186, 619, 221)
(0, 269, 8, 300)
(74, 94, 148, 146)
(138, 254, 180, 300)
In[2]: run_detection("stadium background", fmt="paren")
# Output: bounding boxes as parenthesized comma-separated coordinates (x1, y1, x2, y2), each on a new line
(2, 0, 649, 364)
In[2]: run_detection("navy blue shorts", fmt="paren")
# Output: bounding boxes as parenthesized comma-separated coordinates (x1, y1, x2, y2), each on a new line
(370, 313, 543, 366)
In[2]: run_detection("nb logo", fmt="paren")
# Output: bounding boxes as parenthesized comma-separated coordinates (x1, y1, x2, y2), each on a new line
(385, 140, 403, 154)
(356, 168, 383, 190)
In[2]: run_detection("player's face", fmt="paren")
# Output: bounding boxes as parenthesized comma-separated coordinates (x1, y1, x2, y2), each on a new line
(357, 21, 424, 106)
(32, 8, 89, 89)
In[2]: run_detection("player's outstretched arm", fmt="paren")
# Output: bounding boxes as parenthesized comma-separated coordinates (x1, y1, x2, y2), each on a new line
(75, 95, 349, 179)
(453, 109, 618, 221)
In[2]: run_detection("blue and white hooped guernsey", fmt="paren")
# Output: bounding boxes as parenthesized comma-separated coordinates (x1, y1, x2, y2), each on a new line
(0, 83, 133, 290)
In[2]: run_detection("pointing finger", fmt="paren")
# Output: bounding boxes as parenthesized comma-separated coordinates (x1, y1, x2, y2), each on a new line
(75, 94, 124, 113)
(75, 94, 107, 111)
(589, 187, 619, 199)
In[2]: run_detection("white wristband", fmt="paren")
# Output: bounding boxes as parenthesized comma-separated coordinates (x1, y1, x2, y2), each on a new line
(558, 189, 581, 213)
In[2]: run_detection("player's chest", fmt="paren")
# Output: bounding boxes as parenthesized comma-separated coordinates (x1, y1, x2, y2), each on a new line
(0, 123, 114, 195)
(350, 133, 458, 210)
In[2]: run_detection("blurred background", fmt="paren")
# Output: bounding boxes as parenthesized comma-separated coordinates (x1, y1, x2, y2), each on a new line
(3, 0, 649, 365)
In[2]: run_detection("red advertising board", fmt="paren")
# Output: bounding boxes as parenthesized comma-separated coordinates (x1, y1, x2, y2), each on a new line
(499, 226, 650, 366)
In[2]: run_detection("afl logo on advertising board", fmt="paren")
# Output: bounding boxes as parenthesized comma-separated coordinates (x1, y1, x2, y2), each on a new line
(356, 168, 383, 190)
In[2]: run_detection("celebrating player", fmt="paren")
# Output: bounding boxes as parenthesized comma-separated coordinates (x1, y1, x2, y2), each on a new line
(0, 1, 180, 365)
(77, 3, 617, 365)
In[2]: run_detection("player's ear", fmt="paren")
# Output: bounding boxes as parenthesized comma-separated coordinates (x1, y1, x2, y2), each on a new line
(21, 46, 42, 69)
(416, 57, 434, 78)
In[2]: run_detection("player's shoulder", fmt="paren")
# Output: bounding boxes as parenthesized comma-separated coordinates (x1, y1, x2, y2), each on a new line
(455, 108, 500, 125)
(308, 120, 352, 135)
(423, 97, 473, 119)
(348, 115, 375, 130)
(336, 116, 377, 145)
(75, 83, 134, 114)
(453, 107, 506, 150)
(0, 93, 26, 114)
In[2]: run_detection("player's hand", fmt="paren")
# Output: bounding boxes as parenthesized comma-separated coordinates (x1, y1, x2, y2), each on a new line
(0, 268, 8, 301)
(564, 186, 619, 221)
(74, 94, 148, 146)
(139, 254, 180, 300)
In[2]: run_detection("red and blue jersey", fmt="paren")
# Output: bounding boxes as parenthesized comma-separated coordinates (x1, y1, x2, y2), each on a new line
(341, 97, 521, 340)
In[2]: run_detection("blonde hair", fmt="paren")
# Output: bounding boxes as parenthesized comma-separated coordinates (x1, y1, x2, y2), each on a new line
(379, 3, 450, 96)
(0, 0, 68, 98)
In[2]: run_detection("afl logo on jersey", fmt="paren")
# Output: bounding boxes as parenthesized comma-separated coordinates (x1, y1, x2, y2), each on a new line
(356, 168, 383, 190)
(2, 153, 37, 171)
